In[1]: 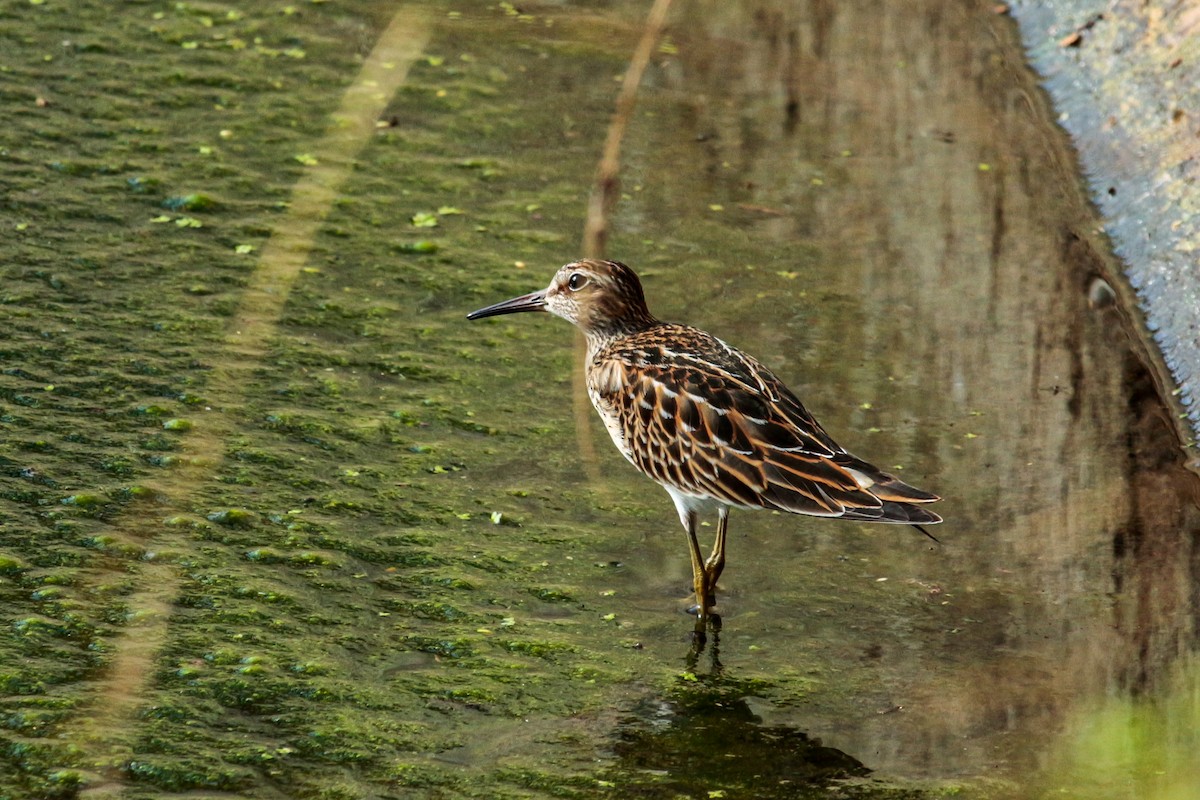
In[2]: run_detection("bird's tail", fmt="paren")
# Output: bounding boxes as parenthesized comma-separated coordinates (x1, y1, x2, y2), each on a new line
(836, 454, 942, 539)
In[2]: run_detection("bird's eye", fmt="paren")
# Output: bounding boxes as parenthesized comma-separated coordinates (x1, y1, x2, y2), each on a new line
(567, 272, 588, 291)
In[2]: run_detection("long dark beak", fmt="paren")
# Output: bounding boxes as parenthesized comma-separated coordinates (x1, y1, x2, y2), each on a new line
(466, 290, 547, 320)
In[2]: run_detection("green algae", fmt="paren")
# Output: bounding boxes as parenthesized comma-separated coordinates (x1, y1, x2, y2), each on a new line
(0, 554, 29, 574)
(206, 508, 257, 528)
(60, 493, 104, 509)
(162, 192, 220, 212)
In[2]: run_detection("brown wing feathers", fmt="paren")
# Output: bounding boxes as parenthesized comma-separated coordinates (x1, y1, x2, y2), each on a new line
(599, 324, 942, 524)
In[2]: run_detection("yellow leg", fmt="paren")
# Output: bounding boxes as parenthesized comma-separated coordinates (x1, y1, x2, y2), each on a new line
(684, 513, 713, 618)
(704, 507, 728, 591)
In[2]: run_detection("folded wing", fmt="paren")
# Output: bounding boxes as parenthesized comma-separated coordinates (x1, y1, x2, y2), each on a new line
(595, 326, 941, 525)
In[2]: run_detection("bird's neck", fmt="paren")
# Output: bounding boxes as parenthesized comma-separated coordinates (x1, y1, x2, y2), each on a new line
(582, 316, 658, 357)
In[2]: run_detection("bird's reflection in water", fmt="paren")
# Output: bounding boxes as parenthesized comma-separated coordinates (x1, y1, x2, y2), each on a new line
(606, 623, 875, 799)
(689, 612, 720, 663)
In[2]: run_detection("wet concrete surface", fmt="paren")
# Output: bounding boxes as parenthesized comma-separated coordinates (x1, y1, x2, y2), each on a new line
(1, 1, 1198, 798)
(1010, 0, 1200, 446)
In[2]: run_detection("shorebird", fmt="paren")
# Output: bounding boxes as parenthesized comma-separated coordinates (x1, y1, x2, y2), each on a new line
(468, 259, 941, 627)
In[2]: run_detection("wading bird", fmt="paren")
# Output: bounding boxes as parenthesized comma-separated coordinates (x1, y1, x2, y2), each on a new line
(468, 260, 940, 630)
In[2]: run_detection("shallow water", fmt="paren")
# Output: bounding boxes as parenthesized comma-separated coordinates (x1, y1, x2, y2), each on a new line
(1, 1, 1197, 798)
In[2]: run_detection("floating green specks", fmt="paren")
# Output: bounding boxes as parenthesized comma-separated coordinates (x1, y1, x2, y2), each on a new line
(46, 770, 83, 791)
(126, 176, 160, 193)
(136, 404, 171, 416)
(162, 193, 219, 212)
(234, 244, 255, 254)
(238, 656, 269, 675)
(162, 418, 193, 431)
(207, 508, 257, 527)
(62, 493, 104, 508)
(530, 587, 574, 603)
(292, 551, 341, 568)
(393, 240, 438, 254)
(410, 212, 438, 228)
(245, 547, 285, 562)
(13, 616, 67, 637)
(0, 554, 28, 574)
(294, 153, 318, 166)
(152, 214, 202, 227)
(121, 485, 157, 501)
(31, 586, 64, 602)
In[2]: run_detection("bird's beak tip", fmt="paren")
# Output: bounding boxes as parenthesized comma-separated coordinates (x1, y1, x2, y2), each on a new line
(467, 290, 547, 321)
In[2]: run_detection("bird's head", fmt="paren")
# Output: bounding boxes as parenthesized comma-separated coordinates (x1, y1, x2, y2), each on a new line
(467, 259, 657, 339)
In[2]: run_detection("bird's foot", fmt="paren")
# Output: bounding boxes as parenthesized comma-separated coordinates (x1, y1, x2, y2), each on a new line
(684, 598, 720, 628)
(684, 598, 718, 617)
